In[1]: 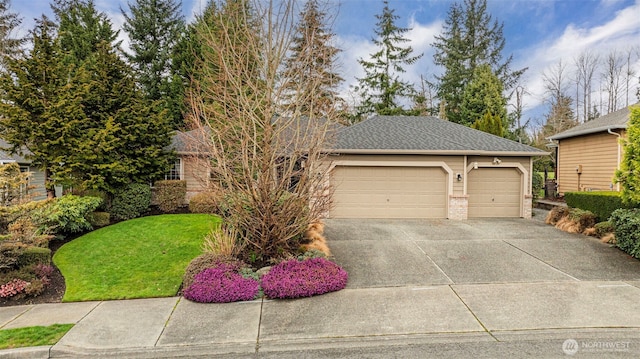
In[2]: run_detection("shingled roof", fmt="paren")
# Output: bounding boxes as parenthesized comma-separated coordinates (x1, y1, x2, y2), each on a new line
(548, 105, 632, 140)
(330, 115, 546, 156)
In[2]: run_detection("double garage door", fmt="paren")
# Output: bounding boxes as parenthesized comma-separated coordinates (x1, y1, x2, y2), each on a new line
(330, 166, 522, 219)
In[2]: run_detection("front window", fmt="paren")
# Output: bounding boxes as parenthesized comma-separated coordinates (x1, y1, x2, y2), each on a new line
(165, 159, 182, 180)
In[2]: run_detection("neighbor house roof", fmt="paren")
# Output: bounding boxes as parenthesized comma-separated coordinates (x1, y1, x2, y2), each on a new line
(329, 115, 546, 156)
(548, 105, 632, 140)
(170, 128, 211, 155)
(0, 139, 31, 164)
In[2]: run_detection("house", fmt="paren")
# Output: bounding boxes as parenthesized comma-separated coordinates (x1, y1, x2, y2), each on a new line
(0, 139, 47, 201)
(324, 115, 547, 219)
(548, 106, 632, 195)
(168, 128, 211, 200)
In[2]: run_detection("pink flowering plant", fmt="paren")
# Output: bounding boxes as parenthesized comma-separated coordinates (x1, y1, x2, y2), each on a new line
(183, 262, 260, 303)
(261, 257, 348, 299)
(0, 279, 30, 298)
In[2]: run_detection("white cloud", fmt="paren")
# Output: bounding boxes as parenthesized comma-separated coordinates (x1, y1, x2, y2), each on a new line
(515, 0, 640, 119)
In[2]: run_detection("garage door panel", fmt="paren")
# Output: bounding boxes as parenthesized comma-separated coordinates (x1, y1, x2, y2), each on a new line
(468, 168, 521, 218)
(330, 166, 447, 219)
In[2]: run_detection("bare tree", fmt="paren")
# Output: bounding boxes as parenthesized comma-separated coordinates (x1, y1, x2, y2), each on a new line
(186, 0, 338, 266)
(542, 59, 569, 105)
(573, 51, 599, 122)
(602, 50, 624, 113)
(623, 46, 639, 107)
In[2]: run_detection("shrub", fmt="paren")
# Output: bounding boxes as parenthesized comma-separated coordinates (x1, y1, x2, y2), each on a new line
(34, 195, 102, 234)
(0, 242, 25, 270)
(87, 212, 111, 228)
(154, 180, 187, 213)
(610, 208, 640, 258)
(532, 172, 544, 200)
(182, 252, 243, 290)
(564, 191, 632, 222)
(0, 278, 29, 298)
(202, 224, 240, 258)
(17, 246, 51, 267)
(545, 206, 569, 225)
(110, 183, 151, 221)
(189, 192, 220, 214)
(7, 216, 52, 247)
(183, 263, 260, 303)
(261, 258, 348, 299)
(594, 221, 615, 238)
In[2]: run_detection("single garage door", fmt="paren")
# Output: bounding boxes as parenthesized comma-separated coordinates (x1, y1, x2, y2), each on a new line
(468, 168, 522, 217)
(330, 166, 447, 218)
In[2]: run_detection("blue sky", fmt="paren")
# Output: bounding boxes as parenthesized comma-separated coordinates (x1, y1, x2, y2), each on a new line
(10, 0, 640, 126)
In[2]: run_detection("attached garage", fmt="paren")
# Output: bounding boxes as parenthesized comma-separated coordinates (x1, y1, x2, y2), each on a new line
(330, 166, 447, 218)
(325, 116, 546, 220)
(468, 168, 522, 218)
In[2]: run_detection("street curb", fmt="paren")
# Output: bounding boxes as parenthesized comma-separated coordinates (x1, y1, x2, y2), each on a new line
(0, 345, 50, 359)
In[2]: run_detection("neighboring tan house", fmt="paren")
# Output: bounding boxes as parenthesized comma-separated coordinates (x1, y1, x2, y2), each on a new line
(548, 106, 631, 195)
(324, 115, 547, 219)
(0, 139, 47, 201)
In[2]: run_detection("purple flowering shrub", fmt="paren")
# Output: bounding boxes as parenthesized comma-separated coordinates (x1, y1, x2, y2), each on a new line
(183, 262, 260, 303)
(261, 257, 348, 299)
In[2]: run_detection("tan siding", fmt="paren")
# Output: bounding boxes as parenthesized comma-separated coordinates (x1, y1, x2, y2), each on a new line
(181, 156, 209, 199)
(557, 131, 622, 194)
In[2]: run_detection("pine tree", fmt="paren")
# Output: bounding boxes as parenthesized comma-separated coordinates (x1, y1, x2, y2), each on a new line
(433, 0, 525, 125)
(616, 105, 640, 204)
(121, 0, 186, 129)
(0, 17, 79, 197)
(281, 0, 343, 118)
(461, 63, 507, 134)
(0, 2, 173, 195)
(0, 0, 24, 69)
(471, 111, 503, 137)
(354, 0, 422, 119)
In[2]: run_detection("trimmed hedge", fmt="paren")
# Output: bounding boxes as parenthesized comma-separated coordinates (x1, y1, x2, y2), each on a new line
(110, 183, 151, 221)
(564, 191, 631, 221)
(154, 180, 187, 213)
(610, 208, 640, 258)
(189, 192, 220, 214)
(17, 247, 51, 267)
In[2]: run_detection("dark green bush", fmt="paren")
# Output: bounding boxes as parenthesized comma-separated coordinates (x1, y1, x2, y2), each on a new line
(34, 195, 102, 234)
(110, 183, 151, 221)
(610, 208, 640, 258)
(17, 246, 51, 267)
(532, 172, 544, 200)
(87, 212, 111, 228)
(154, 180, 187, 213)
(564, 191, 632, 221)
(189, 192, 220, 214)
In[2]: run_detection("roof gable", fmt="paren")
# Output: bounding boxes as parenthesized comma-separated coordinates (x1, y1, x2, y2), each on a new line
(332, 115, 545, 156)
(548, 105, 633, 140)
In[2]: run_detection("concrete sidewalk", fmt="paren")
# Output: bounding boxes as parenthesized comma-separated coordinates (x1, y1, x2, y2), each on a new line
(2, 218, 640, 358)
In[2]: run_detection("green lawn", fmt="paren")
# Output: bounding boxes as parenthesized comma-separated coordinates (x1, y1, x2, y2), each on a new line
(0, 324, 73, 350)
(53, 214, 219, 302)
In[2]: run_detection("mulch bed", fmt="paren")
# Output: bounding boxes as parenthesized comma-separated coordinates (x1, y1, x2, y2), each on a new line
(0, 237, 72, 307)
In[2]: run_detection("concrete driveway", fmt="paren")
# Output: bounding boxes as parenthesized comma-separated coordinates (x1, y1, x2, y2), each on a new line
(324, 217, 640, 288)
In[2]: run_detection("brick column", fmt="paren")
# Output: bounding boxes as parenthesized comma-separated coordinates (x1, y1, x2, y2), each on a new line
(449, 194, 469, 220)
(523, 194, 533, 219)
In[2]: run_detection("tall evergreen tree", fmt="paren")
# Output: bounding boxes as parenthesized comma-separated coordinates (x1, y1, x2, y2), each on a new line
(433, 0, 525, 125)
(0, 0, 24, 69)
(0, 17, 79, 197)
(354, 0, 422, 119)
(616, 105, 640, 205)
(281, 0, 343, 118)
(121, 0, 186, 129)
(0, 2, 173, 195)
(460, 63, 507, 135)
